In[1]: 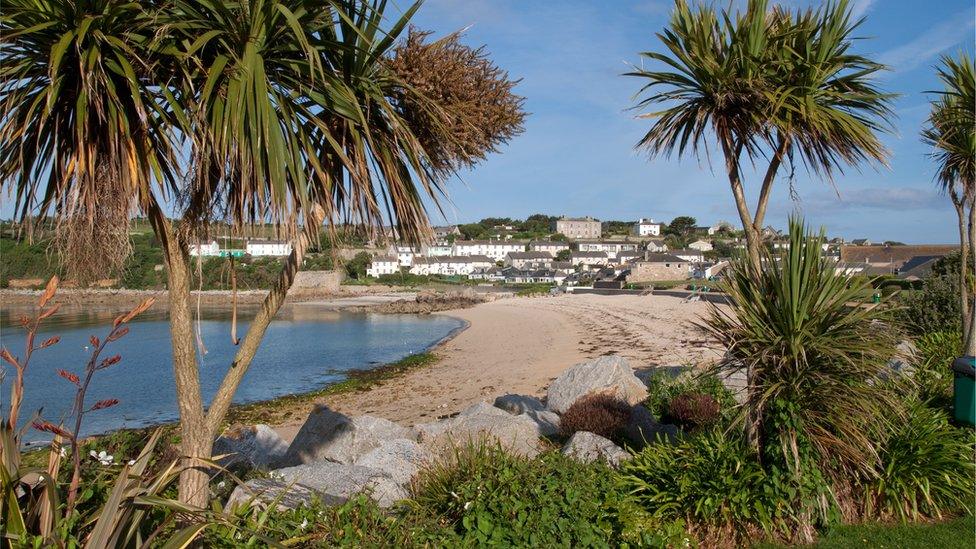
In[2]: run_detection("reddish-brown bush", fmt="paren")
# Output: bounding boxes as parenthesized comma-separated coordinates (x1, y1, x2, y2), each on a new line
(667, 392, 720, 430)
(558, 393, 632, 439)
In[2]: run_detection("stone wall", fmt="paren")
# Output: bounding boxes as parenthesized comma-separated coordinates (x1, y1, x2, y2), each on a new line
(290, 270, 344, 295)
(628, 261, 687, 282)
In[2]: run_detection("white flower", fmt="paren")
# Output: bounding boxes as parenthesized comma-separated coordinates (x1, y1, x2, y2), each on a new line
(127, 460, 136, 466)
(59, 446, 67, 458)
(90, 450, 114, 466)
(463, 501, 472, 510)
(217, 481, 226, 489)
(299, 518, 309, 531)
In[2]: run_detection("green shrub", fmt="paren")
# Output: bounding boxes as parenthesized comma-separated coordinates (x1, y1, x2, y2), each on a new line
(559, 393, 632, 440)
(410, 443, 634, 547)
(865, 402, 975, 522)
(911, 331, 963, 403)
(643, 371, 736, 427)
(897, 253, 966, 335)
(618, 429, 778, 541)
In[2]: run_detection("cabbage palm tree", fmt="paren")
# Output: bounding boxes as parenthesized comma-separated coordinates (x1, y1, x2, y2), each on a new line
(1, 0, 524, 506)
(628, 0, 893, 448)
(922, 53, 975, 355)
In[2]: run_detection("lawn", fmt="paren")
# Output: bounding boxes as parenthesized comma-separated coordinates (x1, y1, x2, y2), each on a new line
(757, 516, 975, 548)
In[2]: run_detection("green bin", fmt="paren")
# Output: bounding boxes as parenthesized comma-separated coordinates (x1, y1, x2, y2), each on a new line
(952, 356, 975, 426)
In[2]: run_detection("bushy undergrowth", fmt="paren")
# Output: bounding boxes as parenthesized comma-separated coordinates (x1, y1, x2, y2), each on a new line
(643, 371, 736, 427)
(910, 331, 963, 403)
(409, 443, 653, 547)
(559, 393, 632, 440)
(864, 401, 975, 522)
(897, 252, 967, 335)
(667, 392, 721, 432)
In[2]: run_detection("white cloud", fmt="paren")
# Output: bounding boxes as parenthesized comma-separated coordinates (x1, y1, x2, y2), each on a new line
(877, 9, 975, 75)
(799, 186, 947, 212)
(849, 0, 876, 20)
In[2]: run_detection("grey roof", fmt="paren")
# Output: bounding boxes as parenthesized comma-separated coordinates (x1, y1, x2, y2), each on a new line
(670, 248, 703, 256)
(571, 251, 608, 258)
(419, 255, 494, 264)
(558, 216, 599, 222)
(642, 253, 686, 263)
(529, 240, 569, 247)
(454, 240, 527, 247)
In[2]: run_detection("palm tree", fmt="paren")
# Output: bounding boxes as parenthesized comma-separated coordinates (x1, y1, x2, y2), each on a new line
(628, 0, 893, 448)
(922, 53, 975, 356)
(1, 0, 524, 506)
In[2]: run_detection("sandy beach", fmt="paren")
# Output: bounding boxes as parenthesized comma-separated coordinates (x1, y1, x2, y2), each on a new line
(274, 293, 722, 442)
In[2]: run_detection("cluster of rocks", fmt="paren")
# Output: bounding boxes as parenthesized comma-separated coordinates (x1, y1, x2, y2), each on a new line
(346, 289, 488, 314)
(221, 355, 678, 512)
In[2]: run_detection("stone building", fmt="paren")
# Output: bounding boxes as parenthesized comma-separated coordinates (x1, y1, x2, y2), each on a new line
(628, 253, 688, 282)
(554, 216, 601, 240)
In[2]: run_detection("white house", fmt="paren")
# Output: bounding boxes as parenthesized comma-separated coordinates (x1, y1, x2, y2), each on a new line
(668, 248, 704, 263)
(189, 240, 220, 257)
(569, 251, 609, 266)
(693, 261, 729, 279)
(423, 242, 454, 257)
(645, 239, 668, 252)
(576, 240, 640, 254)
(410, 255, 494, 277)
(246, 240, 292, 257)
(634, 218, 663, 237)
(688, 239, 714, 252)
(453, 240, 526, 261)
(614, 250, 642, 265)
(393, 245, 420, 267)
(505, 251, 554, 269)
(366, 255, 399, 278)
(528, 241, 570, 255)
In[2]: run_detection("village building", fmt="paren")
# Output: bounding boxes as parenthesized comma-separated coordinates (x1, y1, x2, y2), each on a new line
(246, 240, 292, 257)
(569, 250, 609, 267)
(645, 239, 668, 252)
(554, 216, 601, 240)
(432, 225, 461, 239)
(693, 261, 729, 280)
(614, 250, 642, 265)
(576, 240, 640, 254)
(366, 255, 399, 278)
(628, 253, 689, 282)
(422, 242, 454, 257)
(189, 240, 221, 257)
(505, 251, 554, 269)
(688, 239, 713, 252)
(528, 240, 570, 255)
(453, 240, 526, 261)
(633, 218, 663, 237)
(409, 255, 494, 277)
(666, 248, 704, 263)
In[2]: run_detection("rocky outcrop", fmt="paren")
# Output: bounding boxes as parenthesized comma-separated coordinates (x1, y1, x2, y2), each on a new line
(546, 355, 648, 414)
(415, 402, 543, 457)
(623, 405, 679, 447)
(562, 432, 631, 467)
(272, 462, 407, 509)
(213, 424, 289, 470)
(225, 478, 317, 511)
(281, 406, 413, 466)
(520, 409, 560, 438)
(353, 438, 429, 486)
(347, 290, 487, 314)
(494, 394, 545, 415)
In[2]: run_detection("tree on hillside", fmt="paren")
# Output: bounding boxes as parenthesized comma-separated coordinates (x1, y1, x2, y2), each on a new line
(922, 53, 975, 355)
(556, 249, 572, 261)
(665, 216, 697, 237)
(629, 0, 893, 449)
(0, 0, 524, 506)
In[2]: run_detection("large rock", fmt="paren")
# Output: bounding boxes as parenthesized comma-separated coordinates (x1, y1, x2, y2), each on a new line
(546, 355, 648, 414)
(353, 439, 429, 486)
(282, 406, 413, 466)
(562, 432, 631, 467)
(225, 478, 317, 511)
(494, 394, 545, 415)
(520, 409, 560, 438)
(272, 462, 407, 508)
(415, 401, 543, 457)
(623, 405, 678, 447)
(213, 424, 289, 470)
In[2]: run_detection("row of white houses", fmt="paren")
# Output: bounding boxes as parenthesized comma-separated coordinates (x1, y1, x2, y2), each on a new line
(189, 240, 293, 257)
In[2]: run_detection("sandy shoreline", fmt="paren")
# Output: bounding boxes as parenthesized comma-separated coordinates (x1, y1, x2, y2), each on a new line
(272, 293, 722, 442)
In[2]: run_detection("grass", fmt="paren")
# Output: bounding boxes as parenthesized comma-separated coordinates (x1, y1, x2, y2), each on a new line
(754, 516, 975, 548)
(223, 351, 441, 426)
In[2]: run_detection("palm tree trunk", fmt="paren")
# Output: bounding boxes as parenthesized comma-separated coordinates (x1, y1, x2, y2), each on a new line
(205, 208, 323, 434)
(965, 199, 976, 356)
(146, 201, 210, 508)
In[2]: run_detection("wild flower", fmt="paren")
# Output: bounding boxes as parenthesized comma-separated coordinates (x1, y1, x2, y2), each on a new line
(90, 450, 114, 466)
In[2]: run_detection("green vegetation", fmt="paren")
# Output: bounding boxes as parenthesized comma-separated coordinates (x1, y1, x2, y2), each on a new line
(515, 283, 555, 296)
(458, 214, 559, 240)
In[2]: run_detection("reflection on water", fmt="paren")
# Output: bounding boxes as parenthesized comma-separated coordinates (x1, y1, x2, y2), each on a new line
(0, 303, 464, 443)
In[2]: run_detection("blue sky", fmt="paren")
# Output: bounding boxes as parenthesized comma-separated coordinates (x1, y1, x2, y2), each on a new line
(404, 0, 975, 243)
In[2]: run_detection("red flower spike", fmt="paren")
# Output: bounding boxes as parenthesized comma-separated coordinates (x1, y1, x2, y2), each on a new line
(107, 327, 129, 342)
(98, 354, 122, 369)
(40, 336, 60, 348)
(91, 399, 119, 410)
(57, 369, 80, 385)
(32, 421, 72, 438)
(0, 348, 18, 368)
(89, 335, 100, 348)
(38, 276, 58, 307)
